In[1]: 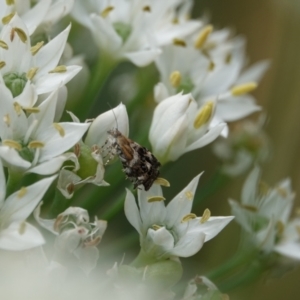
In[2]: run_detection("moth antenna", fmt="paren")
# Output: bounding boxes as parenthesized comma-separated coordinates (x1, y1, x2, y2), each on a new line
(107, 102, 119, 130)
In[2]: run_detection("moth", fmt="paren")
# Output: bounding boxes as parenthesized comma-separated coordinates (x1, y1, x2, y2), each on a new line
(106, 128, 161, 191)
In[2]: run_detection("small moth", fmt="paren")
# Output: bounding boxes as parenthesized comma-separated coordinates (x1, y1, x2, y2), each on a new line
(106, 128, 161, 191)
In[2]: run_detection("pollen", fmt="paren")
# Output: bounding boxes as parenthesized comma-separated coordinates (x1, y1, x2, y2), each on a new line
(18, 222, 26, 235)
(26, 67, 39, 80)
(185, 191, 194, 200)
(31, 41, 44, 55)
(13, 102, 22, 115)
(200, 208, 211, 224)
(231, 82, 257, 96)
(169, 71, 181, 88)
(0, 40, 8, 50)
(154, 177, 170, 187)
(14, 27, 28, 43)
(194, 25, 213, 49)
(173, 38, 186, 47)
(17, 187, 27, 198)
(3, 139, 22, 150)
(0, 61, 6, 69)
(101, 6, 114, 18)
(152, 224, 161, 230)
(181, 213, 197, 223)
(28, 141, 45, 149)
(2, 13, 15, 25)
(3, 114, 11, 126)
(194, 101, 214, 129)
(49, 65, 67, 73)
(53, 123, 65, 137)
(147, 196, 166, 202)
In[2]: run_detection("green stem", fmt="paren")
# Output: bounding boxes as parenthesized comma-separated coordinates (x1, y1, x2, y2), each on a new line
(48, 188, 70, 218)
(130, 249, 158, 268)
(6, 169, 24, 197)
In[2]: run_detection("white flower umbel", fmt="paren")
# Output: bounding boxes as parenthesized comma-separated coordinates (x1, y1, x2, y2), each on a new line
(0, 14, 81, 105)
(0, 159, 56, 251)
(34, 205, 107, 274)
(149, 92, 225, 163)
(125, 174, 234, 260)
(0, 87, 90, 175)
(229, 167, 295, 253)
(71, 0, 200, 67)
(0, 0, 74, 35)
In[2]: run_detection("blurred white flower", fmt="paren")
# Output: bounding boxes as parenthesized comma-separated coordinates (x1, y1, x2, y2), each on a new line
(0, 14, 81, 104)
(229, 167, 295, 253)
(149, 91, 225, 163)
(0, 88, 90, 175)
(35, 205, 107, 274)
(71, 0, 200, 66)
(125, 173, 234, 260)
(0, 158, 56, 251)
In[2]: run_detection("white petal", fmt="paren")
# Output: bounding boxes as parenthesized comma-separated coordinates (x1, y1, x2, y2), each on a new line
(43, 0, 75, 24)
(241, 166, 260, 205)
(0, 159, 5, 208)
(147, 227, 174, 255)
(154, 82, 170, 103)
(0, 221, 44, 251)
(275, 242, 300, 260)
(34, 202, 57, 235)
(0, 146, 31, 169)
(73, 246, 99, 275)
(236, 60, 270, 84)
(124, 48, 162, 67)
(124, 189, 142, 234)
(14, 81, 37, 107)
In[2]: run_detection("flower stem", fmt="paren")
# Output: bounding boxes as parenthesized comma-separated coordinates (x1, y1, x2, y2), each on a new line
(48, 188, 70, 218)
(130, 249, 158, 268)
(6, 169, 24, 197)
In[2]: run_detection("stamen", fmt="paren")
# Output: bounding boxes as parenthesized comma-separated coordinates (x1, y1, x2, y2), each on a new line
(181, 213, 197, 223)
(154, 177, 170, 187)
(26, 67, 38, 80)
(53, 123, 65, 137)
(208, 60, 215, 71)
(225, 53, 232, 64)
(17, 187, 27, 198)
(240, 204, 258, 212)
(84, 236, 101, 247)
(67, 183, 75, 195)
(49, 65, 67, 73)
(0, 40, 8, 50)
(30, 41, 44, 55)
(6, 0, 14, 4)
(28, 141, 45, 149)
(3, 139, 22, 150)
(152, 224, 161, 230)
(194, 101, 214, 129)
(143, 5, 151, 12)
(2, 13, 15, 25)
(101, 6, 114, 18)
(23, 107, 40, 114)
(169, 71, 181, 88)
(14, 27, 27, 43)
(3, 114, 11, 126)
(173, 38, 186, 47)
(231, 82, 257, 96)
(147, 196, 166, 202)
(0, 61, 6, 69)
(54, 214, 64, 232)
(200, 208, 211, 224)
(185, 191, 194, 200)
(13, 102, 22, 115)
(194, 25, 213, 49)
(74, 143, 81, 157)
(18, 222, 26, 235)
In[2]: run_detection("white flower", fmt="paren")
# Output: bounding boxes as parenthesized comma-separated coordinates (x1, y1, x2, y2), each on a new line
(0, 14, 81, 105)
(71, 0, 200, 67)
(125, 174, 234, 259)
(0, 0, 74, 35)
(0, 158, 56, 251)
(34, 205, 107, 274)
(149, 92, 225, 163)
(229, 167, 295, 253)
(0, 87, 90, 175)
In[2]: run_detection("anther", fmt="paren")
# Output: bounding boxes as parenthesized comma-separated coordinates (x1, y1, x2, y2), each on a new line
(181, 213, 197, 223)
(147, 196, 166, 202)
(194, 25, 213, 49)
(101, 6, 114, 18)
(169, 71, 181, 88)
(27, 67, 38, 80)
(231, 82, 257, 96)
(53, 123, 65, 137)
(154, 177, 170, 187)
(49, 65, 67, 73)
(0, 61, 6, 69)
(185, 191, 194, 200)
(0, 40, 8, 50)
(173, 38, 186, 47)
(14, 27, 27, 43)
(2, 13, 15, 25)
(28, 141, 45, 149)
(3, 139, 22, 150)
(194, 101, 214, 129)
(31, 41, 44, 55)
(200, 208, 211, 224)
(17, 187, 27, 198)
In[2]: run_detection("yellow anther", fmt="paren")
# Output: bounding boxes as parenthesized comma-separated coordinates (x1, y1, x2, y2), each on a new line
(200, 208, 211, 224)
(0, 40, 8, 50)
(231, 82, 257, 96)
(101, 6, 114, 18)
(53, 123, 65, 137)
(2, 13, 15, 25)
(49, 65, 67, 73)
(194, 25, 213, 49)
(225, 53, 232, 64)
(154, 177, 170, 187)
(276, 187, 288, 198)
(13, 102, 22, 115)
(147, 196, 166, 202)
(0, 61, 6, 69)
(2, 139, 22, 150)
(240, 204, 258, 212)
(194, 101, 214, 129)
(173, 38, 186, 47)
(172, 17, 179, 24)
(28, 141, 45, 149)
(26, 67, 38, 80)
(185, 191, 194, 200)
(152, 224, 161, 230)
(3, 114, 11, 126)
(6, 0, 15, 5)
(143, 5, 151, 12)
(22, 107, 40, 114)
(181, 213, 197, 223)
(276, 221, 285, 237)
(30, 41, 44, 55)
(18, 222, 26, 235)
(208, 61, 215, 71)
(17, 187, 27, 198)
(14, 27, 27, 43)
(169, 71, 181, 88)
